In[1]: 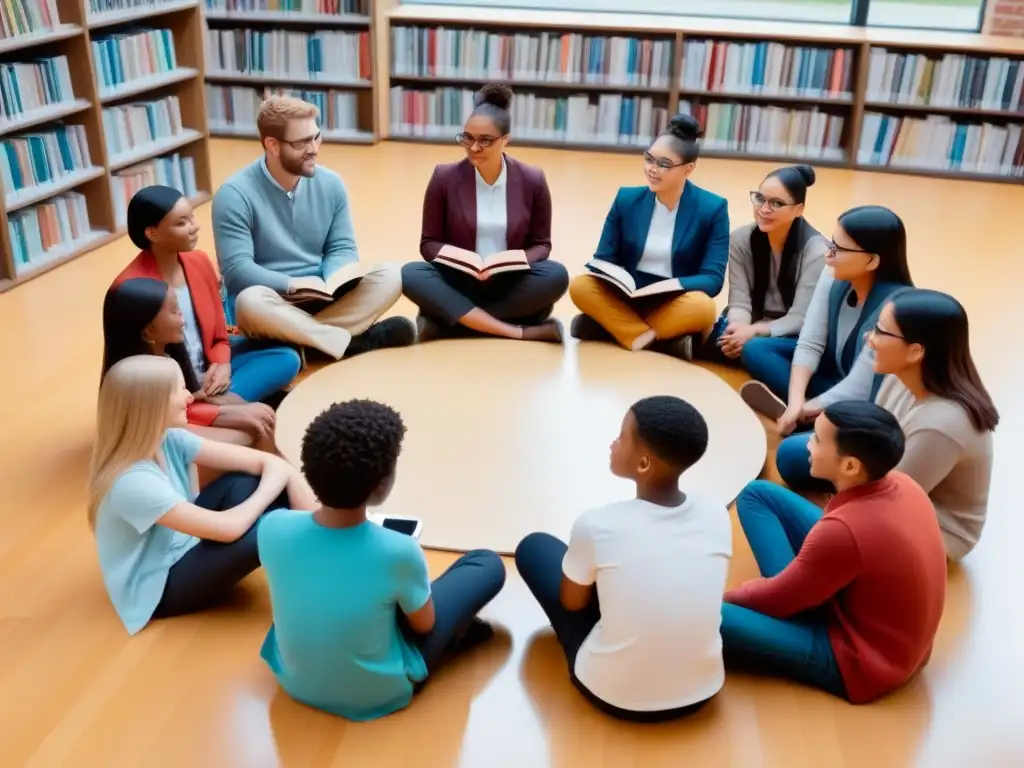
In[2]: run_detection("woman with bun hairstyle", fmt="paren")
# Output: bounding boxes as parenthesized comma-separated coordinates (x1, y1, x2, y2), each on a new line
(702, 165, 827, 362)
(403, 84, 568, 342)
(89, 354, 314, 635)
(109, 186, 301, 446)
(568, 113, 729, 359)
(739, 205, 914, 436)
(775, 289, 997, 561)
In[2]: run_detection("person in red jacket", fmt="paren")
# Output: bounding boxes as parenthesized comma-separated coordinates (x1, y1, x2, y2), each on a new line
(107, 186, 301, 446)
(721, 400, 947, 704)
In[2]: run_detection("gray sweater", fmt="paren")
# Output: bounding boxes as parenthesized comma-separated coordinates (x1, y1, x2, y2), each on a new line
(725, 222, 828, 338)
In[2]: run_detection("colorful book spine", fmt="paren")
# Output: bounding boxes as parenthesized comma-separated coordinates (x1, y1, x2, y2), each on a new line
(111, 150, 197, 225)
(102, 95, 184, 160)
(1, 0, 62, 40)
(0, 56, 75, 123)
(91, 28, 179, 96)
(205, 84, 363, 133)
(0, 124, 93, 196)
(7, 191, 92, 270)
(205, 28, 371, 82)
(204, 0, 368, 13)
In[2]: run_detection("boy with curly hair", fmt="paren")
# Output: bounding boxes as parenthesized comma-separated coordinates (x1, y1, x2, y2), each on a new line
(257, 399, 505, 721)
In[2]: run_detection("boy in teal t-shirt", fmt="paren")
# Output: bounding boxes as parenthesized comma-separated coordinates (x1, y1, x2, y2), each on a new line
(258, 399, 506, 721)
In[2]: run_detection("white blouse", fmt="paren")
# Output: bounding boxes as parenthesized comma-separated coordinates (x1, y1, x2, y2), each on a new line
(474, 158, 508, 257)
(636, 197, 677, 278)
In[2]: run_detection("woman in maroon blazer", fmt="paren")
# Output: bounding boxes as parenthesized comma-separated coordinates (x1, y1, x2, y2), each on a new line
(402, 84, 568, 343)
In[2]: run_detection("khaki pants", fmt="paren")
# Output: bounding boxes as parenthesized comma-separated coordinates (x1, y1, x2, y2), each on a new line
(234, 262, 403, 359)
(568, 274, 718, 350)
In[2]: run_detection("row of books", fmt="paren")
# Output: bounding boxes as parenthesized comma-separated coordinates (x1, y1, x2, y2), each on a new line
(103, 94, 184, 160)
(866, 49, 1024, 113)
(204, 0, 368, 13)
(679, 40, 855, 99)
(205, 29, 371, 82)
(0, 56, 75, 126)
(88, 0, 177, 16)
(678, 100, 846, 161)
(389, 86, 670, 147)
(112, 151, 196, 226)
(390, 27, 675, 89)
(8, 191, 92, 271)
(859, 112, 1024, 175)
(2, 0, 60, 40)
(0, 123, 93, 199)
(206, 84, 363, 133)
(92, 28, 178, 97)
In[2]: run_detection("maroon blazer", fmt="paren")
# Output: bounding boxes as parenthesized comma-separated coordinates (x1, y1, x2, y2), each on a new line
(419, 154, 553, 264)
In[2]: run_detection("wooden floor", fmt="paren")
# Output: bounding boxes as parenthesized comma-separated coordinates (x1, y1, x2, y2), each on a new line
(1, 140, 1021, 767)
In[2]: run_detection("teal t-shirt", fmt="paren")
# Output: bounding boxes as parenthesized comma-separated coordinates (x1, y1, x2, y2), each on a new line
(95, 428, 202, 634)
(258, 511, 432, 721)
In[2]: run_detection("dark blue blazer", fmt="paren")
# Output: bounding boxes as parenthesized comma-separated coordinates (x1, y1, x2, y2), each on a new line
(588, 181, 729, 295)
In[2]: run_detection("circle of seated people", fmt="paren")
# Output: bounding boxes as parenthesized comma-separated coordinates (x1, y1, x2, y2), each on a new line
(272, 338, 768, 554)
(88, 86, 999, 725)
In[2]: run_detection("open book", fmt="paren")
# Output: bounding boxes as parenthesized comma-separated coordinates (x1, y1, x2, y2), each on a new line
(434, 245, 530, 278)
(285, 262, 367, 303)
(586, 259, 682, 299)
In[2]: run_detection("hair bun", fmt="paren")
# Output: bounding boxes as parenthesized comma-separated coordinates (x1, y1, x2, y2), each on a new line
(668, 113, 703, 142)
(474, 83, 513, 110)
(793, 164, 816, 187)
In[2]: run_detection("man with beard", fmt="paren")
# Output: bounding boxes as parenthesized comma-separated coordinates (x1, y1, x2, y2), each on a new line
(212, 95, 414, 362)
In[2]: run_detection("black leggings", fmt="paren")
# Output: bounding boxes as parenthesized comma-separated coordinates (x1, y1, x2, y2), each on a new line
(153, 472, 288, 619)
(515, 532, 714, 723)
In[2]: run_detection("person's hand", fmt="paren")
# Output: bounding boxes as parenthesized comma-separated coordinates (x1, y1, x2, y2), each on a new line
(213, 403, 276, 441)
(204, 392, 246, 406)
(776, 403, 805, 436)
(202, 362, 232, 396)
(289, 276, 329, 294)
(718, 323, 758, 359)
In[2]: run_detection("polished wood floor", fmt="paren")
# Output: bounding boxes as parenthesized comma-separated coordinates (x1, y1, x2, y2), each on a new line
(1, 140, 1021, 767)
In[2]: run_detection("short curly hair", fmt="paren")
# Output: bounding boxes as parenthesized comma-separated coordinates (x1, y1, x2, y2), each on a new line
(300, 399, 407, 508)
(630, 395, 708, 471)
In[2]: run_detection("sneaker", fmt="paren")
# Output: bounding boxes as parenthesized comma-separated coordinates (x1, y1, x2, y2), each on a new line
(570, 314, 613, 342)
(345, 317, 416, 357)
(651, 334, 694, 360)
(739, 380, 788, 420)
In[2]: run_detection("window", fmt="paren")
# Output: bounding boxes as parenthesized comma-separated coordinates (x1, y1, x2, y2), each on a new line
(402, 0, 988, 32)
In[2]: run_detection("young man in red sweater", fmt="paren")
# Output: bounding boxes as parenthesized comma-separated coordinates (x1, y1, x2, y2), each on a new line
(722, 400, 947, 704)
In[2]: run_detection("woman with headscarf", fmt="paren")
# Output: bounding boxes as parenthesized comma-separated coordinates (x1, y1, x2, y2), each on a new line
(107, 185, 301, 445)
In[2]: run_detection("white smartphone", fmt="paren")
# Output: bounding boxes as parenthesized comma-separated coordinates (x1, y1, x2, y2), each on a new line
(370, 514, 423, 539)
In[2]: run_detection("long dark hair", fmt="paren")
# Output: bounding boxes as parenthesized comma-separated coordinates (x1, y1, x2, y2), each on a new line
(837, 205, 914, 287)
(101, 277, 200, 392)
(890, 289, 998, 432)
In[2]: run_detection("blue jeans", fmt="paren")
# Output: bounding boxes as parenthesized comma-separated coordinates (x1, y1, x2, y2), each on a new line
(227, 336, 302, 403)
(775, 434, 835, 493)
(721, 480, 847, 699)
(740, 336, 841, 402)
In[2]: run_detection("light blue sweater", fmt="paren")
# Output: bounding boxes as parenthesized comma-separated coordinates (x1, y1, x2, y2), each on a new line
(211, 157, 359, 296)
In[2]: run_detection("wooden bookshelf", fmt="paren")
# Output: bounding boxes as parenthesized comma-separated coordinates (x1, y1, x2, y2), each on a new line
(0, 0, 213, 292)
(201, 0, 378, 144)
(383, 4, 1024, 186)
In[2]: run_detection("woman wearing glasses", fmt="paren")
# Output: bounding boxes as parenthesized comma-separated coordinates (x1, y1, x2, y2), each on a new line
(702, 165, 827, 363)
(402, 84, 568, 342)
(568, 113, 728, 359)
(775, 289, 997, 561)
(738, 205, 914, 436)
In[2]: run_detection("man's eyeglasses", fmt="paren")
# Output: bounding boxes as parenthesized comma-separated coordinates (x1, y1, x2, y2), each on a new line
(643, 152, 687, 171)
(750, 191, 795, 211)
(281, 133, 322, 150)
(456, 133, 501, 148)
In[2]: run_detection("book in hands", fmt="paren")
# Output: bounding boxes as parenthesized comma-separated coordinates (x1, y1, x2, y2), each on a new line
(586, 259, 683, 299)
(286, 262, 367, 303)
(434, 245, 530, 278)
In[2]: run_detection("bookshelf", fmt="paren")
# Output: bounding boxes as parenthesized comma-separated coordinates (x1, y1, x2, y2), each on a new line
(202, 0, 377, 144)
(384, 5, 1024, 184)
(0, 0, 212, 292)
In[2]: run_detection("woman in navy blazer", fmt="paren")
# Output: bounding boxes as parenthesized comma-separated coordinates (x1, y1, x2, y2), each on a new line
(569, 114, 729, 359)
(402, 84, 568, 343)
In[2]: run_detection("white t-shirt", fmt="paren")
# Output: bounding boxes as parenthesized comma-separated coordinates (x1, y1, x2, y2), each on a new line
(562, 493, 732, 711)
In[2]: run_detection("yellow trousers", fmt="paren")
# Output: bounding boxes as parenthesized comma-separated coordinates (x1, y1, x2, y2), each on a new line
(569, 274, 718, 350)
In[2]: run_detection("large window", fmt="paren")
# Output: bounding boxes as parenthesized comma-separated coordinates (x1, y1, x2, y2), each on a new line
(402, 0, 988, 32)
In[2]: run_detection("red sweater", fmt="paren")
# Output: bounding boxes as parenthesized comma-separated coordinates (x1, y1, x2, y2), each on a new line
(725, 473, 947, 703)
(112, 250, 230, 427)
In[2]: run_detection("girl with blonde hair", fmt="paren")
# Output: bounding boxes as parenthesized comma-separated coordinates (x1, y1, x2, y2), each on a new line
(89, 355, 315, 634)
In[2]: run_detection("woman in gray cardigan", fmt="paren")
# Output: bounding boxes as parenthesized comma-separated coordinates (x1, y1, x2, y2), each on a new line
(702, 165, 827, 362)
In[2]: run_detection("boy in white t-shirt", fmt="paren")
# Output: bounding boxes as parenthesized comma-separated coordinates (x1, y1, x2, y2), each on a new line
(514, 395, 732, 721)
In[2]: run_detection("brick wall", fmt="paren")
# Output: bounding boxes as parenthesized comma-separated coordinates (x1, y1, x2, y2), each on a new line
(984, 0, 1024, 36)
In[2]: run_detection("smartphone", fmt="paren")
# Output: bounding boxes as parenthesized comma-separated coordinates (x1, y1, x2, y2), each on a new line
(378, 516, 423, 539)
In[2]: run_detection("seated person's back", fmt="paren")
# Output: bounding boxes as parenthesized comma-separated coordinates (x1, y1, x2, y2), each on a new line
(259, 510, 428, 720)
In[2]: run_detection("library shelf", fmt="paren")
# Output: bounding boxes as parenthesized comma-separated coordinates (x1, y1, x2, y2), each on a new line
(206, 72, 373, 90)
(0, 0, 213, 291)
(383, 4, 1024, 185)
(208, 124, 376, 144)
(202, 9, 369, 27)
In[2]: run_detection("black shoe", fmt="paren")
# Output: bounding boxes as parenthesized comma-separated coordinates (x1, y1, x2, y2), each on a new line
(345, 317, 416, 357)
(651, 334, 695, 361)
(453, 618, 495, 653)
(416, 314, 447, 343)
(570, 314, 613, 342)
